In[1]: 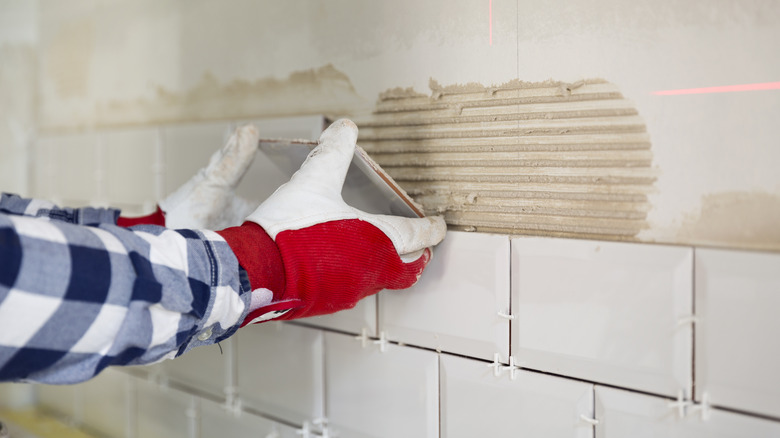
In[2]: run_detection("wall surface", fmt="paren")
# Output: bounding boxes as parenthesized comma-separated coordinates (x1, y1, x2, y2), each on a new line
(21, 0, 780, 250)
(1, 1, 780, 437)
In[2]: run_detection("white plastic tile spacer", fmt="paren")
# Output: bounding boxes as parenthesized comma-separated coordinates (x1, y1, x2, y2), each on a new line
(676, 315, 699, 328)
(487, 353, 504, 377)
(667, 389, 691, 419)
(296, 421, 312, 438)
(150, 370, 169, 389)
(224, 394, 242, 418)
(502, 356, 521, 380)
(690, 392, 712, 421)
(497, 311, 515, 320)
(354, 328, 370, 349)
(312, 417, 329, 429)
(373, 331, 389, 353)
(579, 414, 599, 426)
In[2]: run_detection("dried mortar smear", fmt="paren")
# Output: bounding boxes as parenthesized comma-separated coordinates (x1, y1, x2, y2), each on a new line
(353, 78, 655, 240)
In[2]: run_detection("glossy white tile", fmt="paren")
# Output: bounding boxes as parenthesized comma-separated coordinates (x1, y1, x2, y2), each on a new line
(80, 368, 130, 438)
(695, 248, 780, 418)
(512, 237, 693, 397)
(162, 122, 231, 196)
(296, 295, 377, 337)
(135, 379, 193, 438)
(35, 134, 99, 203)
(595, 385, 780, 437)
(103, 129, 159, 206)
(379, 231, 510, 361)
(236, 322, 324, 425)
(324, 331, 439, 438)
(35, 383, 78, 422)
(441, 354, 593, 438)
(164, 341, 229, 398)
(200, 397, 299, 438)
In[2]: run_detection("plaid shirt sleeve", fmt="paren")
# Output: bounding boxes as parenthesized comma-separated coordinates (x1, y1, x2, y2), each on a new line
(0, 195, 252, 384)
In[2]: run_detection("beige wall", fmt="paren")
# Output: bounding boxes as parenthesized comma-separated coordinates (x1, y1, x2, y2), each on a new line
(3, 0, 780, 250)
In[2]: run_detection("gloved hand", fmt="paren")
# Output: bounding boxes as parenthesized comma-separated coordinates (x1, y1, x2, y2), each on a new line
(118, 125, 260, 230)
(217, 119, 447, 324)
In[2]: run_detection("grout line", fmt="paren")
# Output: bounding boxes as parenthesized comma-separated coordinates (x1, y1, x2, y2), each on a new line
(691, 247, 697, 402)
(154, 128, 165, 200)
(708, 404, 780, 424)
(437, 352, 442, 438)
(126, 371, 303, 430)
(126, 373, 137, 438)
(508, 237, 513, 359)
(320, 328, 328, 428)
(592, 385, 597, 436)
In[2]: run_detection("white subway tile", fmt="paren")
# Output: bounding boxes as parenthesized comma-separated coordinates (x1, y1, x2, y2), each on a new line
(239, 115, 325, 141)
(511, 237, 693, 397)
(80, 368, 131, 438)
(103, 129, 158, 206)
(36, 134, 99, 202)
(379, 231, 510, 361)
(441, 354, 593, 438)
(696, 248, 780, 418)
(236, 322, 324, 425)
(35, 383, 78, 421)
(200, 398, 299, 438)
(296, 295, 377, 337)
(164, 342, 229, 398)
(162, 122, 231, 196)
(135, 380, 193, 438)
(595, 386, 780, 437)
(324, 331, 439, 438)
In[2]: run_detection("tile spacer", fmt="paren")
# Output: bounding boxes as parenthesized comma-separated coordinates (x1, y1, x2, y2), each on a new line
(690, 392, 712, 421)
(667, 389, 691, 419)
(486, 353, 504, 377)
(296, 421, 312, 438)
(502, 356, 521, 380)
(354, 328, 370, 348)
(676, 315, 699, 328)
(373, 331, 389, 353)
(579, 414, 599, 426)
(497, 311, 515, 320)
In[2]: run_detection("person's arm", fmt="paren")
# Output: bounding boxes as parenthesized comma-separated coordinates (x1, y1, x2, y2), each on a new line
(0, 193, 120, 225)
(0, 213, 250, 384)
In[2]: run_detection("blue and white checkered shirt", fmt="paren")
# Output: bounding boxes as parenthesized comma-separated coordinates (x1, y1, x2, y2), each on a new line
(0, 194, 252, 384)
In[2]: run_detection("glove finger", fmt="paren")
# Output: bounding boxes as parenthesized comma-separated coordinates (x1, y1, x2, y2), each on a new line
(287, 119, 357, 195)
(361, 213, 447, 256)
(205, 124, 260, 188)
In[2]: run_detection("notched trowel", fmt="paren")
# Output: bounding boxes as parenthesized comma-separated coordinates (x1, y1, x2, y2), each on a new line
(258, 139, 424, 219)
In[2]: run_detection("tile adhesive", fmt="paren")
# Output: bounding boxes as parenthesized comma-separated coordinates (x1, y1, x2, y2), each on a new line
(353, 78, 655, 240)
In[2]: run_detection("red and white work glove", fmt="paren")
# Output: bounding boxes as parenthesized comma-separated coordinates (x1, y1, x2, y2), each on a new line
(118, 125, 259, 230)
(217, 119, 447, 324)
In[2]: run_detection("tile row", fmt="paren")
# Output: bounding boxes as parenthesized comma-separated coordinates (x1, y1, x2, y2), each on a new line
(37, 233, 776, 426)
(36, 328, 780, 438)
(300, 232, 780, 419)
(32, 116, 325, 213)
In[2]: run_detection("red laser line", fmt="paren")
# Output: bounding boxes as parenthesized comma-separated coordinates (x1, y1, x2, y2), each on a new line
(489, 0, 493, 46)
(653, 81, 780, 96)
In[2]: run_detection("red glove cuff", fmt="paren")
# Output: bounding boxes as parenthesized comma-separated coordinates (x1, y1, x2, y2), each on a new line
(117, 206, 166, 227)
(216, 221, 286, 308)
